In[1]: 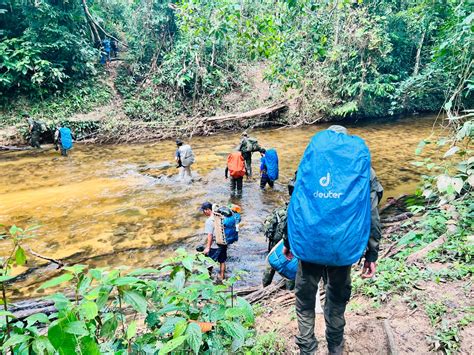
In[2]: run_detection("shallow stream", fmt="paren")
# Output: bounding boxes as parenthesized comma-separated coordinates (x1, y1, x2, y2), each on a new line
(0, 115, 440, 298)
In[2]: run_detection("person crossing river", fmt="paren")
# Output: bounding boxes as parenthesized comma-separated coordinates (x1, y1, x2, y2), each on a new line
(238, 132, 262, 179)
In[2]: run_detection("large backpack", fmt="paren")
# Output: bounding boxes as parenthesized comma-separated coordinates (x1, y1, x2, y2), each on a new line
(240, 137, 260, 153)
(227, 152, 245, 178)
(213, 206, 239, 245)
(287, 129, 371, 266)
(180, 144, 195, 167)
(264, 149, 279, 181)
(59, 127, 73, 150)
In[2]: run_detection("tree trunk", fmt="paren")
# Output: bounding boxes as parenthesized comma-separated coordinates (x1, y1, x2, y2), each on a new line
(413, 30, 425, 76)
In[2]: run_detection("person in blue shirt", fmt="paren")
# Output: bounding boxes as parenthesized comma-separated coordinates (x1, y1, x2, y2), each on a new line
(101, 37, 111, 66)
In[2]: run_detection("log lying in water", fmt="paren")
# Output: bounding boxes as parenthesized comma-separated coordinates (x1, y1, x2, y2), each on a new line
(203, 101, 288, 124)
(0, 145, 31, 151)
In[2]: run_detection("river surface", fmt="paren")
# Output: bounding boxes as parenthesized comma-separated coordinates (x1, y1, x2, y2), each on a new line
(0, 115, 439, 298)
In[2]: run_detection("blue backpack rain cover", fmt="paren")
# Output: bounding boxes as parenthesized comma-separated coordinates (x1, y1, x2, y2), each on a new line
(265, 149, 279, 181)
(60, 127, 73, 150)
(268, 240, 298, 280)
(287, 129, 371, 266)
(223, 214, 238, 245)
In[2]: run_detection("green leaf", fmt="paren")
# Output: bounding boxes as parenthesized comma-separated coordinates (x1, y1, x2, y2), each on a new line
(79, 301, 98, 320)
(64, 265, 86, 274)
(100, 315, 118, 339)
(122, 290, 147, 314)
(44, 293, 71, 311)
(182, 257, 194, 271)
(173, 270, 186, 290)
(1, 333, 30, 350)
(112, 276, 142, 286)
(38, 273, 74, 290)
(173, 319, 187, 338)
(186, 322, 202, 354)
(32, 336, 55, 355)
(126, 320, 137, 340)
(158, 335, 187, 355)
(159, 317, 187, 335)
(26, 313, 50, 326)
(0, 310, 15, 318)
(15, 246, 27, 266)
(79, 336, 100, 355)
(65, 321, 89, 336)
(220, 320, 246, 348)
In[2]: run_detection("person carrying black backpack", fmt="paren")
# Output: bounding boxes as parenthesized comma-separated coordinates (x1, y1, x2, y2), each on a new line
(283, 125, 383, 355)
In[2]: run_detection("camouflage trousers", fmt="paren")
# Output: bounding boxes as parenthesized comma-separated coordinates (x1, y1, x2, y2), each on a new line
(295, 261, 351, 354)
(30, 132, 41, 148)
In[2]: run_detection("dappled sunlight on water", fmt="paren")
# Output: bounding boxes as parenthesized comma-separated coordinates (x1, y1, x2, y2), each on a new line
(0, 115, 440, 297)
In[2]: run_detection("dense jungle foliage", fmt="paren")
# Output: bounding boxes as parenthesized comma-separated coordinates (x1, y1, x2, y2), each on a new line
(0, 0, 472, 125)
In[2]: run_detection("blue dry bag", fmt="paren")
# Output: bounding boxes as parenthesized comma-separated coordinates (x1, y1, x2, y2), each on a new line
(268, 240, 298, 280)
(287, 129, 371, 266)
(60, 127, 73, 150)
(265, 149, 279, 181)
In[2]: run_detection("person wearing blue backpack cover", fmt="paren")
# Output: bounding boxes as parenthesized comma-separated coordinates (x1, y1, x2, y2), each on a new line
(54, 124, 74, 157)
(259, 148, 279, 190)
(283, 125, 383, 355)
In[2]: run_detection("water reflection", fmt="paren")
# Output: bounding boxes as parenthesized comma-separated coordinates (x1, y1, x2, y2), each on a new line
(0, 115, 439, 297)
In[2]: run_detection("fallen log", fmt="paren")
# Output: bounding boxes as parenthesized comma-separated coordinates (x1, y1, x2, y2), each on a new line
(0, 145, 31, 151)
(203, 101, 288, 123)
(244, 279, 286, 304)
(406, 234, 447, 264)
(380, 195, 408, 215)
(381, 212, 413, 224)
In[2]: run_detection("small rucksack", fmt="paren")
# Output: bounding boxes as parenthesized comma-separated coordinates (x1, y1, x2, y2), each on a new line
(227, 152, 245, 178)
(213, 206, 239, 245)
(287, 129, 372, 266)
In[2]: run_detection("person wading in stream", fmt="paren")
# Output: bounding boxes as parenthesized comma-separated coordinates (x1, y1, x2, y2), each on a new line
(200, 202, 227, 280)
(238, 132, 261, 179)
(259, 148, 279, 190)
(54, 124, 74, 157)
(23, 113, 42, 148)
(225, 151, 246, 197)
(284, 125, 383, 355)
(175, 139, 195, 183)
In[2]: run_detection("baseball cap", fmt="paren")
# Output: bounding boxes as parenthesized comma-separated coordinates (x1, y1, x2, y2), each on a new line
(200, 202, 212, 211)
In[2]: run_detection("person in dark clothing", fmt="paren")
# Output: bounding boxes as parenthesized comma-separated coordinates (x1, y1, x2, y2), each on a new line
(23, 113, 41, 148)
(111, 39, 118, 58)
(283, 125, 383, 355)
(238, 132, 261, 179)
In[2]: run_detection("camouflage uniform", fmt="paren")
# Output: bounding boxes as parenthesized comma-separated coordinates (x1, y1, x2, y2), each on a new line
(262, 203, 294, 289)
(28, 118, 41, 148)
(238, 137, 260, 178)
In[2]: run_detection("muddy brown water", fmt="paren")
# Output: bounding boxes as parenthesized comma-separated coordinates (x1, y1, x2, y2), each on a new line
(0, 115, 440, 298)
